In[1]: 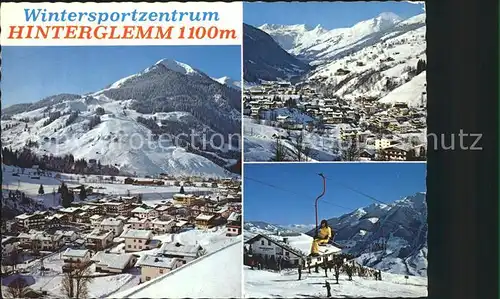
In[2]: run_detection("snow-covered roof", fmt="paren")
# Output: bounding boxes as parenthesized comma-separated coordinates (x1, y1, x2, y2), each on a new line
(54, 230, 76, 237)
(152, 219, 174, 225)
(101, 218, 123, 226)
(90, 215, 103, 220)
(59, 207, 81, 213)
(131, 207, 152, 213)
(136, 255, 180, 269)
(91, 252, 134, 270)
(195, 214, 215, 221)
(121, 229, 153, 239)
(15, 213, 31, 220)
(128, 217, 149, 224)
(227, 212, 240, 222)
(110, 241, 242, 298)
(87, 229, 113, 240)
(175, 220, 188, 227)
(63, 248, 90, 258)
(160, 242, 201, 257)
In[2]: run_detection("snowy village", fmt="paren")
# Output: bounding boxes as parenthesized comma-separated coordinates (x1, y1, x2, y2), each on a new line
(243, 4, 427, 162)
(1, 163, 242, 298)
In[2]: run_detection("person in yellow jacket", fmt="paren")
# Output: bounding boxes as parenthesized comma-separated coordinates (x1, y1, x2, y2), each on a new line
(310, 219, 332, 256)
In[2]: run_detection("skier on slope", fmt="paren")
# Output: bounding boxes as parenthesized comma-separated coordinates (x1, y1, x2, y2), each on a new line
(310, 219, 333, 256)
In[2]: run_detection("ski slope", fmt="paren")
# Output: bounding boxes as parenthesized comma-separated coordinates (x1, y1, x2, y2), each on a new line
(244, 266, 427, 298)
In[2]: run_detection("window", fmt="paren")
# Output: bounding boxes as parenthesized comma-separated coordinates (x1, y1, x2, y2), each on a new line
(139, 246, 142, 249)
(146, 276, 151, 281)
(134, 239, 136, 242)
(261, 240, 264, 246)
(183, 261, 186, 264)
(134, 245, 136, 249)
(138, 240, 142, 243)
(268, 240, 271, 246)
(159, 269, 164, 274)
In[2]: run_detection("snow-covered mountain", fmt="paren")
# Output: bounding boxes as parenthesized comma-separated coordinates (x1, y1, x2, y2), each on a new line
(212, 76, 242, 90)
(260, 12, 421, 65)
(1, 59, 241, 178)
(308, 192, 427, 276)
(245, 192, 428, 277)
(258, 13, 427, 107)
(243, 23, 311, 83)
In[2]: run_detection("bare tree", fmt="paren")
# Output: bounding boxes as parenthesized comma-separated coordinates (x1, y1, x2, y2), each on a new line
(5, 277, 31, 298)
(271, 135, 287, 162)
(291, 131, 313, 162)
(341, 136, 360, 161)
(74, 266, 93, 299)
(61, 263, 94, 299)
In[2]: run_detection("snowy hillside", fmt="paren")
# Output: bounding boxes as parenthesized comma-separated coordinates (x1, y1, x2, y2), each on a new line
(213, 76, 242, 90)
(243, 117, 347, 162)
(244, 266, 427, 298)
(1, 59, 241, 178)
(305, 13, 426, 105)
(257, 13, 427, 108)
(307, 192, 428, 276)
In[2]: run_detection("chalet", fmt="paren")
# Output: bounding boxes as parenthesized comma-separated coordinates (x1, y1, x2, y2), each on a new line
(226, 212, 241, 237)
(245, 234, 310, 267)
(195, 214, 216, 229)
(173, 220, 190, 233)
(121, 229, 155, 252)
(128, 217, 152, 230)
(102, 201, 132, 216)
(99, 218, 124, 237)
(151, 219, 175, 234)
(58, 207, 83, 222)
(155, 205, 175, 218)
(54, 230, 78, 244)
(90, 215, 104, 226)
(359, 149, 376, 161)
(137, 255, 183, 283)
(131, 206, 159, 219)
(46, 214, 69, 228)
(15, 211, 48, 230)
(374, 138, 398, 150)
(62, 249, 91, 272)
(382, 144, 414, 161)
(173, 193, 197, 206)
(124, 177, 135, 184)
(91, 252, 137, 273)
(85, 229, 114, 251)
(159, 242, 203, 264)
(76, 212, 91, 224)
(18, 231, 64, 251)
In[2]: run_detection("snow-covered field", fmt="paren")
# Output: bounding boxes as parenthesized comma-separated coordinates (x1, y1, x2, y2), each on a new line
(244, 117, 347, 162)
(1, 250, 141, 299)
(1, 165, 214, 208)
(110, 239, 242, 298)
(244, 266, 427, 298)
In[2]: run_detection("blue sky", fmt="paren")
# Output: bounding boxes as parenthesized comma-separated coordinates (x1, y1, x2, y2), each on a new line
(244, 2, 425, 29)
(244, 163, 426, 225)
(1, 46, 241, 107)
